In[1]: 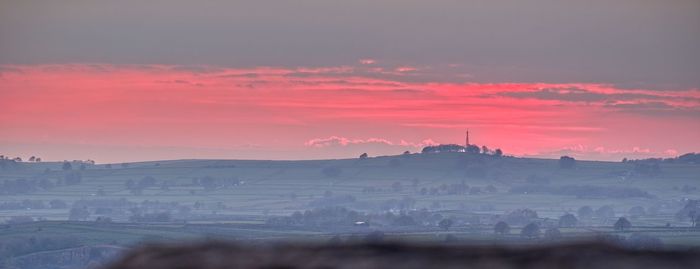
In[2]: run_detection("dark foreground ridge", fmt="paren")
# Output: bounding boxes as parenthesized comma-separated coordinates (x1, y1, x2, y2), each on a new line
(103, 241, 700, 269)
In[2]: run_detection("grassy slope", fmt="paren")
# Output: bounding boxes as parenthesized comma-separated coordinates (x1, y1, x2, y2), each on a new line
(1, 153, 699, 247)
(1, 154, 698, 217)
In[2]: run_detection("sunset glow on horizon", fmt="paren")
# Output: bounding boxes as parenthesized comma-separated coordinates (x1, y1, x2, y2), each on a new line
(1, 62, 698, 163)
(1, 1, 698, 163)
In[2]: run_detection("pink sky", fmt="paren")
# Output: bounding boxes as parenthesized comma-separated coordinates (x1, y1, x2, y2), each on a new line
(1, 1, 698, 163)
(1, 63, 698, 163)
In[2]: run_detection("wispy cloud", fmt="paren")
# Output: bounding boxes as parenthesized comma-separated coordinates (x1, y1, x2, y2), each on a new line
(304, 136, 437, 149)
(528, 145, 684, 161)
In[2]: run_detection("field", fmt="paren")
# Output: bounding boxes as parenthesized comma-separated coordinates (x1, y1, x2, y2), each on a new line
(1, 152, 700, 267)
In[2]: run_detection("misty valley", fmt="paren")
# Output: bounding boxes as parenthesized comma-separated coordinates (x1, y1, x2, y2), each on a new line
(1, 149, 699, 268)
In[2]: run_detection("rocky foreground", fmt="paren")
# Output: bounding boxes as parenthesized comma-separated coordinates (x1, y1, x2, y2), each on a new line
(103, 241, 700, 269)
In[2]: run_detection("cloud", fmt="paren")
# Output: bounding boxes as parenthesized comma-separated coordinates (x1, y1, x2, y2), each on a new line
(395, 66, 418, 72)
(499, 87, 680, 103)
(528, 145, 684, 161)
(304, 136, 436, 149)
(155, 79, 204, 87)
(604, 101, 700, 117)
(497, 87, 700, 117)
(665, 149, 679, 156)
(359, 59, 376, 65)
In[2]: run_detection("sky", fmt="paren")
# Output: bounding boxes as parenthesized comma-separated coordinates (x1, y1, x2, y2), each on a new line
(1, 0, 699, 163)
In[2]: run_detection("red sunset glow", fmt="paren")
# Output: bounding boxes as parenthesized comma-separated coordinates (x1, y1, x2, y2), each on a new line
(2, 1, 699, 163)
(1, 63, 698, 162)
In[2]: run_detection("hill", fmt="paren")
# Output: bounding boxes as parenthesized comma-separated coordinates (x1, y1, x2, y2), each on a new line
(2, 152, 700, 267)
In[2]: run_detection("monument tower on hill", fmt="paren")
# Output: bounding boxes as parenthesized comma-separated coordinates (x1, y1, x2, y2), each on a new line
(465, 130, 470, 148)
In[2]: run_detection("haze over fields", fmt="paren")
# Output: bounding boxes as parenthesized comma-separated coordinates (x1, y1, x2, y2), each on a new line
(1, 151, 700, 268)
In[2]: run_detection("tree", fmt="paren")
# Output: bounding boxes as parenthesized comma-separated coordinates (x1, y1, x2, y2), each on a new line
(359, 153, 368, 159)
(628, 206, 646, 218)
(422, 144, 466, 154)
(419, 187, 428, 195)
(62, 161, 72, 170)
(614, 217, 632, 231)
(505, 208, 538, 225)
(544, 228, 562, 240)
(559, 156, 576, 169)
(439, 218, 454, 231)
(676, 199, 700, 222)
(521, 223, 541, 238)
(466, 145, 480, 154)
(595, 205, 615, 219)
(494, 149, 503, 157)
(494, 221, 510, 235)
(559, 213, 578, 228)
(577, 206, 594, 220)
(29, 156, 36, 162)
(481, 146, 489, 155)
(95, 216, 113, 224)
(403, 151, 411, 155)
